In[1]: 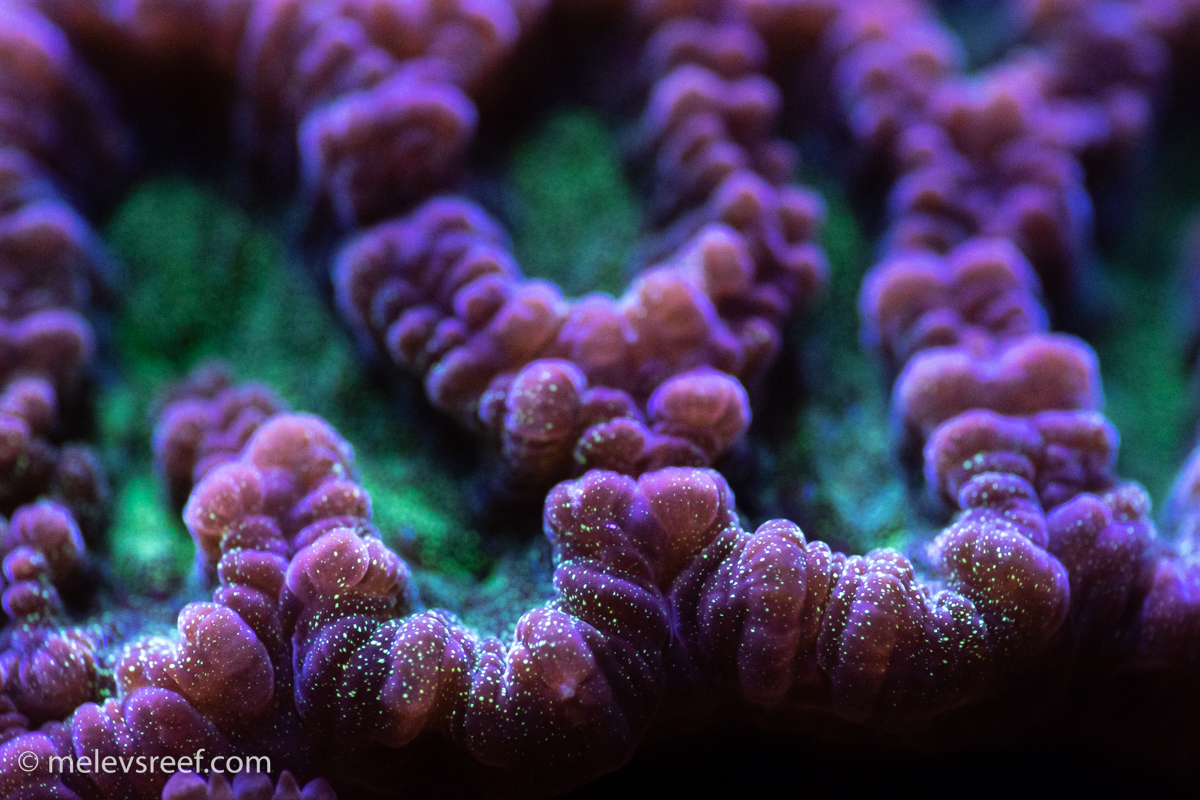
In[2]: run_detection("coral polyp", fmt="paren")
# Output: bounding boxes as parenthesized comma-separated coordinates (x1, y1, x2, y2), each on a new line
(0, 0, 1197, 796)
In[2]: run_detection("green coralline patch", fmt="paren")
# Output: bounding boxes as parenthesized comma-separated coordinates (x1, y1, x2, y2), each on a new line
(411, 537, 558, 643)
(766, 172, 918, 556)
(105, 178, 396, 428)
(362, 456, 487, 579)
(100, 178, 492, 590)
(108, 474, 193, 596)
(106, 178, 279, 388)
(508, 108, 640, 298)
(1089, 119, 1200, 508)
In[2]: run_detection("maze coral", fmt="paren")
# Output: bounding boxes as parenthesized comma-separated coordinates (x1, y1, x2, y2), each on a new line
(0, 0, 1197, 797)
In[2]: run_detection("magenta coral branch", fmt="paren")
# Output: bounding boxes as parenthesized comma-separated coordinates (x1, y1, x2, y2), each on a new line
(0, 406, 1088, 797)
(154, 363, 288, 512)
(162, 768, 336, 800)
(332, 175, 823, 488)
(320, 6, 827, 488)
(21, 0, 828, 498)
(739, 0, 1200, 767)
(0, 498, 106, 746)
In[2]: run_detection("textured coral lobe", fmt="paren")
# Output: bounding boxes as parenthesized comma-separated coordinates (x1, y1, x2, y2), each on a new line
(323, 2, 828, 491)
(332, 192, 775, 490)
(0, 401, 1106, 797)
(861, 238, 1049, 374)
(162, 769, 335, 800)
(276, 451, 1072, 790)
(154, 363, 287, 511)
(52, 413, 1088, 795)
(182, 413, 367, 572)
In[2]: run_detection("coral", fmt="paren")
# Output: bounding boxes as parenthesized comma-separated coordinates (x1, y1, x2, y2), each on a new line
(153, 362, 287, 511)
(0, 498, 106, 747)
(161, 769, 336, 800)
(0, 4, 132, 194)
(298, 67, 479, 227)
(331, 189, 798, 490)
(17, 409, 1079, 796)
(0, 0, 1196, 797)
(861, 237, 1049, 374)
(180, 413, 367, 573)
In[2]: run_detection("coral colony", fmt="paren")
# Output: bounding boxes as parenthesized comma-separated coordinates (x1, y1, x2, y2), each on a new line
(0, 0, 1198, 796)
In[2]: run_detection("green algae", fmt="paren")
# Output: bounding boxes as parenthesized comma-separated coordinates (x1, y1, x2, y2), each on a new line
(770, 172, 917, 556)
(1088, 121, 1200, 509)
(106, 179, 275, 382)
(413, 538, 557, 643)
(109, 474, 193, 595)
(105, 177, 404, 438)
(359, 455, 487, 579)
(1090, 267, 1193, 506)
(508, 108, 640, 298)
(100, 178, 487, 590)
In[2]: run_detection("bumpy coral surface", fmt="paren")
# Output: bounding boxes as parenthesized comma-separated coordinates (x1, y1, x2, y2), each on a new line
(0, 0, 1197, 796)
